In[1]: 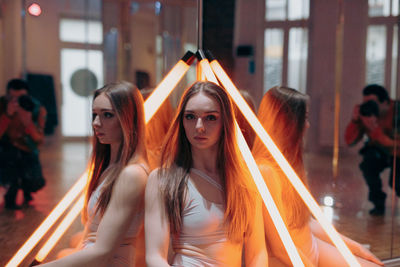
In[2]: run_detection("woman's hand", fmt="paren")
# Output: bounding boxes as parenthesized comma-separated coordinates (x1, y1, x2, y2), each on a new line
(342, 236, 383, 266)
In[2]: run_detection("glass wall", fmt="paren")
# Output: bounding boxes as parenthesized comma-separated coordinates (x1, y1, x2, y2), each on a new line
(263, 0, 400, 262)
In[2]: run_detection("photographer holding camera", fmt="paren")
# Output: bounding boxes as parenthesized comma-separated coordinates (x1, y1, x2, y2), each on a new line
(345, 84, 400, 216)
(0, 79, 46, 210)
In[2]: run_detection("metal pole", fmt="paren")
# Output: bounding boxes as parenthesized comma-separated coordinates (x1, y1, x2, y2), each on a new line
(21, 0, 26, 78)
(197, 0, 203, 50)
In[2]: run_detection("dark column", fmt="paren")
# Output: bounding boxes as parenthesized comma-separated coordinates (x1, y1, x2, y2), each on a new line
(203, 0, 235, 76)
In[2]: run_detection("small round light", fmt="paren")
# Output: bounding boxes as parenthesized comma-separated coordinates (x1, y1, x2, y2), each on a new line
(28, 3, 42, 17)
(323, 196, 334, 207)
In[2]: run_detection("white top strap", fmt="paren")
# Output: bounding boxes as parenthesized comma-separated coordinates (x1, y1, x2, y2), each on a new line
(190, 168, 223, 192)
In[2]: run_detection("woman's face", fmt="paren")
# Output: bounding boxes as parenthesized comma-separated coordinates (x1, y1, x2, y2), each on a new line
(92, 93, 123, 145)
(183, 92, 223, 151)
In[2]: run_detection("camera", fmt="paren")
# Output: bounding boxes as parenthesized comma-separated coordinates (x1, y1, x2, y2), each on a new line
(359, 100, 379, 117)
(18, 95, 35, 112)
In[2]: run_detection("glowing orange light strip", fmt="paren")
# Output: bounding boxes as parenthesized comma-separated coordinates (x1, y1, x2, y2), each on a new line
(35, 195, 85, 262)
(200, 59, 303, 265)
(5, 171, 89, 267)
(199, 59, 218, 84)
(235, 123, 304, 266)
(144, 60, 191, 123)
(8, 54, 193, 265)
(210, 60, 361, 267)
(196, 62, 206, 81)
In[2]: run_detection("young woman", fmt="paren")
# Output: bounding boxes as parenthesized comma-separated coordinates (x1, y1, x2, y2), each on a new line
(145, 81, 267, 266)
(252, 86, 383, 267)
(41, 82, 149, 267)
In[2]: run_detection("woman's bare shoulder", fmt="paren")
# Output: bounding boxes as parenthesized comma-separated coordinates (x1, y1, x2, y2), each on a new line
(112, 163, 149, 198)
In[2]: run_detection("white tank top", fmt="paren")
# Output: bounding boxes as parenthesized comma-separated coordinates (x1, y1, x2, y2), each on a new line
(171, 168, 243, 267)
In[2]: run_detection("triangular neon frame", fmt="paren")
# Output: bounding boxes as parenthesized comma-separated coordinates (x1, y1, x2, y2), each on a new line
(7, 50, 361, 267)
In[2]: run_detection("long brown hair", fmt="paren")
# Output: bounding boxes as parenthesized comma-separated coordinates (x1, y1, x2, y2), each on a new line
(252, 86, 310, 229)
(141, 88, 175, 169)
(159, 81, 256, 243)
(83, 81, 147, 221)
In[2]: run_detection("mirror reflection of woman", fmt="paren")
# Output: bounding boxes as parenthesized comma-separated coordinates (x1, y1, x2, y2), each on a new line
(41, 82, 149, 267)
(253, 86, 383, 267)
(145, 81, 267, 266)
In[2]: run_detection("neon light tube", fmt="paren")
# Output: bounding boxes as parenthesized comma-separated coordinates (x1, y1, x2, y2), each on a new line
(202, 58, 303, 265)
(35, 195, 85, 262)
(199, 59, 218, 84)
(5, 171, 89, 267)
(144, 51, 195, 123)
(9, 52, 196, 265)
(235, 123, 304, 266)
(196, 62, 206, 81)
(211, 60, 361, 267)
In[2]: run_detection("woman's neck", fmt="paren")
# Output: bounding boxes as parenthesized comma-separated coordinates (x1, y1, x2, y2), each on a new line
(109, 142, 120, 164)
(191, 146, 219, 175)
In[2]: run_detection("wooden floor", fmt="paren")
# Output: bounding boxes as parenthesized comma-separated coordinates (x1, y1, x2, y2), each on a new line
(0, 139, 399, 266)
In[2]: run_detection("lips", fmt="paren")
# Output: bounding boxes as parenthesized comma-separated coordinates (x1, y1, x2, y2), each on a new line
(95, 132, 105, 138)
(194, 136, 207, 141)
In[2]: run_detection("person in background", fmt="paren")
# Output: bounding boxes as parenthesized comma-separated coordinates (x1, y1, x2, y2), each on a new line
(145, 81, 267, 266)
(40, 82, 149, 266)
(0, 78, 46, 210)
(345, 84, 400, 216)
(254, 86, 383, 266)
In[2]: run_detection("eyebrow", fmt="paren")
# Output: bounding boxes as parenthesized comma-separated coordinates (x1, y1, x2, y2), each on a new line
(184, 110, 220, 114)
(92, 108, 114, 112)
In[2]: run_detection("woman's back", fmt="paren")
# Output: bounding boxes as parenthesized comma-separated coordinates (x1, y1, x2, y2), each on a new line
(83, 163, 148, 266)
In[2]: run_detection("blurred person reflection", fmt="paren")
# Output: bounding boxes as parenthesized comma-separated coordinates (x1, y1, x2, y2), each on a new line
(0, 79, 46, 210)
(141, 87, 175, 169)
(40, 82, 149, 266)
(254, 86, 383, 266)
(235, 90, 256, 149)
(345, 84, 400, 216)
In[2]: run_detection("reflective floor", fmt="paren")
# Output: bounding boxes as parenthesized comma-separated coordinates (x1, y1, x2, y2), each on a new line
(306, 152, 400, 260)
(0, 140, 399, 266)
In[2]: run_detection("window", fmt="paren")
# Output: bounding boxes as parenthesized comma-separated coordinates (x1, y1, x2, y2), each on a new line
(60, 18, 103, 137)
(366, 1, 399, 97)
(60, 18, 103, 44)
(264, 0, 309, 94)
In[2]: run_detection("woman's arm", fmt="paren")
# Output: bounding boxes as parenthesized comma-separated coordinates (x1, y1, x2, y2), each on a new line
(40, 164, 148, 267)
(145, 169, 171, 267)
(244, 197, 268, 266)
(309, 218, 383, 266)
(259, 165, 317, 266)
